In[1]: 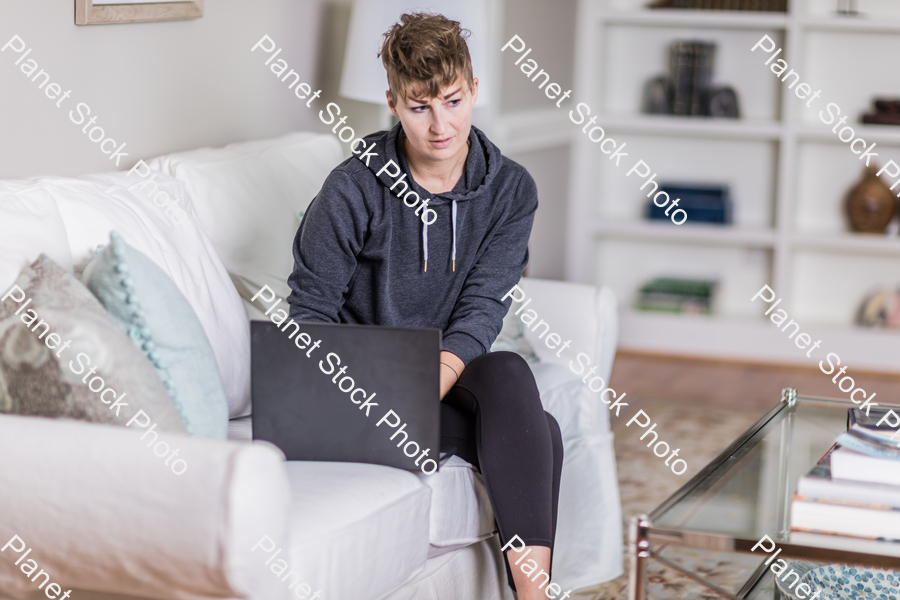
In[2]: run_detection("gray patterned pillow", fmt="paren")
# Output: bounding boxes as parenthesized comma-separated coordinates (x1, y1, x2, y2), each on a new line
(0, 255, 186, 432)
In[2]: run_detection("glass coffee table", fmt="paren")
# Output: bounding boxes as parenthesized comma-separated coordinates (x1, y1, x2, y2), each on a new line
(628, 388, 900, 600)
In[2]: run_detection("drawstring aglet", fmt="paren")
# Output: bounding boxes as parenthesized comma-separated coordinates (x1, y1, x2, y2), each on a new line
(424, 260, 427, 273)
(452, 260, 455, 272)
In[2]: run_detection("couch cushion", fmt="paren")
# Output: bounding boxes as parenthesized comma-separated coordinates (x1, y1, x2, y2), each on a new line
(227, 418, 493, 550)
(283, 461, 431, 600)
(227, 418, 431, 598)
(0, 182, 72, 297)
(148, 132, 344, 309)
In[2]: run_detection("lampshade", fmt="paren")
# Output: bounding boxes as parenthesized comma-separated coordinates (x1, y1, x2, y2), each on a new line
(339, 0, 491, 106)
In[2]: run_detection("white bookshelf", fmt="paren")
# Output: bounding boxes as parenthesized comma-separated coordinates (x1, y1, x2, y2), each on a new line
(558, 0, 900, 371)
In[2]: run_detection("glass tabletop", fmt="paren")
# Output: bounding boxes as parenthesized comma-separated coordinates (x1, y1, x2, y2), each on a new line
(646, 392, 900, 564)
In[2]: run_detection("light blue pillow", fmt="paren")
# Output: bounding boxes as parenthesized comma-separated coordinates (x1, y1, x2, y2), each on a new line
(82, 231, 228, 438)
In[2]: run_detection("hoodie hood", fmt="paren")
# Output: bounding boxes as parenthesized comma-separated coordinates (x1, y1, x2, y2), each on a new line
(357, 122, 502, 271)
(362, 122, 501, 204)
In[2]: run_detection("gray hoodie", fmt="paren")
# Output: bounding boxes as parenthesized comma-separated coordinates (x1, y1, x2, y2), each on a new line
(286, 122, 538, 365)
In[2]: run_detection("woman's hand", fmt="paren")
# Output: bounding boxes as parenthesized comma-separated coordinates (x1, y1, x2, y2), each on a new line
(439, 351, 465, 399)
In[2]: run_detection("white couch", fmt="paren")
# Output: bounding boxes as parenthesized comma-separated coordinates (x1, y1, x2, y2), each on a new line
(0, 132, 622, 600)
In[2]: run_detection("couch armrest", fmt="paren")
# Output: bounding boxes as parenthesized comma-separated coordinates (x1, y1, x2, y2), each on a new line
(518, 277, 618, 386)
(0, 415, 291, 600)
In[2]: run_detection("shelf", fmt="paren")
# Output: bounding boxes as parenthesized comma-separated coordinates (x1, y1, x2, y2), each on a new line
(800, 15, 900, 34)
(599, 9, 900, 33)
(792, 232, 900, 256)
(796, 124, 900, 146)
(594, 220, 776, 247)
(568, 0, 900, 369)
(600, 9, 788, 30)
(619, 309, 900, 373)
(597, 227, 900, 255)
(598, 114, 782, 140)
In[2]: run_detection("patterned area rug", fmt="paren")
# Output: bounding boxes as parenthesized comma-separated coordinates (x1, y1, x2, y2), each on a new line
(571, 399, 770, 600)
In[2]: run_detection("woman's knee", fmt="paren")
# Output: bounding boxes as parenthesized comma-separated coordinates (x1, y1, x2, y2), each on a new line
(466, 350, 534, 383)
(462, 351, 540, 407)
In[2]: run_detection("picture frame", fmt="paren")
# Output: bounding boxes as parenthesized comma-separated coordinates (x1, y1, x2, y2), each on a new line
(75, 0, 204, 26)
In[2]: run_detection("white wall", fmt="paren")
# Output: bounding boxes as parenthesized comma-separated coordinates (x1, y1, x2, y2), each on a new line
(510, 145, 572, 280)
(500, 0, 577, 113)
(0, 0, 365, 179)
(498, 0, 578, 279)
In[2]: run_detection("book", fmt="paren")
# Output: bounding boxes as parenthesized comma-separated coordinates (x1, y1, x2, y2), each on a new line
(646, 183, 731, 224)
(635, 278, 717, 314)
(647, 0, 787, 11)
(836, 430, 900, 459)
(831, 447, 900, 486)
(791, 494, 900, 540)
(797, 447, 900, 507)
(790, 530, 900, 555)
(835, 407, 900, 458)
(848, 407, 900, 444)
(638, 278, 717, 298)
(670, 41, 695, 116)
(690, 43, 715, 116)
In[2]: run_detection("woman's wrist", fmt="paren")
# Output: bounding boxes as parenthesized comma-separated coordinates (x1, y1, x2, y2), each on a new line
(440, 361, 459, 380)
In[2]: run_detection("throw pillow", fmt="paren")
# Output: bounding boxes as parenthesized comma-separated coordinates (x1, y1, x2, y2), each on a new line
(0, 255, 186, 432)
(82, 232, 229, 439)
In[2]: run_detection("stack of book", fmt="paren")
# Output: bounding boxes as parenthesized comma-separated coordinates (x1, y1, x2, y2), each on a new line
(648, 0, 788, 11)
(791, 407, 900, 543)
(643, 41, 740, 118)
(634, 277, 717, 314)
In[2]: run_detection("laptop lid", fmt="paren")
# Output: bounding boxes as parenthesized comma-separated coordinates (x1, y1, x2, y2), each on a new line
(251, 320, 441, 474)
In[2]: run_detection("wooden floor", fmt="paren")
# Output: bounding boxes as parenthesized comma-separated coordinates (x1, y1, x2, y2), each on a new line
(608, 350, 900, 413)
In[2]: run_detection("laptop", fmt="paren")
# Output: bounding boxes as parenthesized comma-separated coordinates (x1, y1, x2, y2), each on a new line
(250, 320, 442, 473)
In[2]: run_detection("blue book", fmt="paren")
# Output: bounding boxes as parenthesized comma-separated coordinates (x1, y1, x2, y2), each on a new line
(646, 184, 731, 224)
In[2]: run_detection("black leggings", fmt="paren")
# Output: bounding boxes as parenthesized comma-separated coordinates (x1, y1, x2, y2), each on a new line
(440, 351, 564, 590)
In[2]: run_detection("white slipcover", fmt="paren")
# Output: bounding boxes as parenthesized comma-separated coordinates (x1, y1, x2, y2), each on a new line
(0, 415, 290, 600)
(0, 131, 622, 600)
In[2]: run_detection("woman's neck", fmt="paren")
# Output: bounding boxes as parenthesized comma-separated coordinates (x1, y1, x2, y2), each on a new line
(404, 136, 470, 195)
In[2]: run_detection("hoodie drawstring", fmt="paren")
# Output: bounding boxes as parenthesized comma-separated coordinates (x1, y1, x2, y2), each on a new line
(423, 200, 458, 273)
(451, 200, 457, 272)
(422, 200, 456, 273)
(423, 219, 428, 272)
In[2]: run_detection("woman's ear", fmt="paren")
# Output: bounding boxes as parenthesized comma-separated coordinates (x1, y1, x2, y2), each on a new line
(386, 90, 401, 118)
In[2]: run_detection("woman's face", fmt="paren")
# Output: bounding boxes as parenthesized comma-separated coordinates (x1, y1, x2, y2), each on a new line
(387, 77, 478, 165)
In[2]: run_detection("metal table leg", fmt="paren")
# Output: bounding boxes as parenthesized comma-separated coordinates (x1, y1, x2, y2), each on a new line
(629, 515, 651, 600)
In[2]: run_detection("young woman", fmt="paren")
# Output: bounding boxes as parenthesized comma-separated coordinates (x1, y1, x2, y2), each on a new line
(286, 13, 564, 600)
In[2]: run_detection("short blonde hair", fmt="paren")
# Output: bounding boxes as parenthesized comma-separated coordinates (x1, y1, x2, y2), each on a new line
(379, 12, 474, 104)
